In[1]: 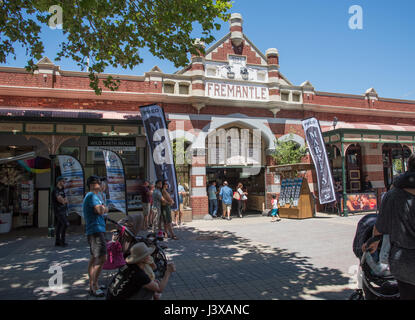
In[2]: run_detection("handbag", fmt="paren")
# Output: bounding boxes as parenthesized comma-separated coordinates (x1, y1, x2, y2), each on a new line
(233, 192, 241, 200)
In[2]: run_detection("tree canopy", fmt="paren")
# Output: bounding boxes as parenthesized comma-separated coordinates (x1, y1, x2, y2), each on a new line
(0, 0, 232, 94)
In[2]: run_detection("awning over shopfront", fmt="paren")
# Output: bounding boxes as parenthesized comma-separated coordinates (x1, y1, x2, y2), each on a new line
(0, 106, 142, 121)
(322, 123, 415, 149)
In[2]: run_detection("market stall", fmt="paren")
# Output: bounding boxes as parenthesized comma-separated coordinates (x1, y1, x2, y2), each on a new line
(269, 163, 314, 219)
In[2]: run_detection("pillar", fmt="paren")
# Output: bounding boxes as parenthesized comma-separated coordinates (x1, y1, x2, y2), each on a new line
(189, 148, 208, 219)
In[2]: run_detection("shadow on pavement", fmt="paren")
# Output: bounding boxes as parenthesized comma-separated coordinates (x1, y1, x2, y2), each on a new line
(0, 223, 353, 300)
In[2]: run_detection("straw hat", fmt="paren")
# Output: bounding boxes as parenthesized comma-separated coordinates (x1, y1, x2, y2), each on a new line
(125, 242, 155, 264)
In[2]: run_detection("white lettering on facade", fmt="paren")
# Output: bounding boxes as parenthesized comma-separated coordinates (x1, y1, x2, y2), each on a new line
(206, 82, 269, 101)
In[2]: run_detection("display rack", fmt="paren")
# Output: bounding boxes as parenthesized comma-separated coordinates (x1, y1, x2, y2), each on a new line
(278, 177, 313, 219)
(17, 180, 34, 227)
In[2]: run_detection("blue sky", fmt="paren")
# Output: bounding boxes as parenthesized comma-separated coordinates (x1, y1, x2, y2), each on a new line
(3, 0, 415, 100)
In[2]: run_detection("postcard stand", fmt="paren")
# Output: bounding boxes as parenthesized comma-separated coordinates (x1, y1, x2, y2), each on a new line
(279, 177, 313, 219)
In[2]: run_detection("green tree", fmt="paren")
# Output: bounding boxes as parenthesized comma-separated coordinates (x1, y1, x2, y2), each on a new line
(0, 0, 232, 94)
(172, 137, 191, 167)
(272, 135, 307, 165)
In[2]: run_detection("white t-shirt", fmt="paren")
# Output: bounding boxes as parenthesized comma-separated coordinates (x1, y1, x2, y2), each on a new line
(238, 188, 247, 200)
(272, 199, 278, 209)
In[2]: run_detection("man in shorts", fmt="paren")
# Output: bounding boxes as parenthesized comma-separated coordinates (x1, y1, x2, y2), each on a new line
(219, 181, 233, 221)
(83, 175, 108, 297)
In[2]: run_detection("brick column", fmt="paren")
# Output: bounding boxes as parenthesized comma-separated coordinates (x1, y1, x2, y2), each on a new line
(265, 151, 278, 210)
(190, 40, 205, 98)
(362, 143, 384, 192)
(190, 148, 208, 219)
(266, 48, 280, 104)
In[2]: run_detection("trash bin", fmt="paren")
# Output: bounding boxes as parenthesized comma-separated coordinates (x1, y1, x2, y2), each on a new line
(0, 212, 12, 233)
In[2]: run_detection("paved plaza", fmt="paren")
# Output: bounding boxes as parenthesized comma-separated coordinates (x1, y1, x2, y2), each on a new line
(0, 213, 363, 300)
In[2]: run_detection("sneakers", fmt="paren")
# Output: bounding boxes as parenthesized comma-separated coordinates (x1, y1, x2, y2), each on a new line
(89, 288, 105, 297)
(222, 216, 226, 220)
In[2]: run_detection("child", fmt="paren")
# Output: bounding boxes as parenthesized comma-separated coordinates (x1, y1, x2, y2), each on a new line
(103, 230, 126, 270)
(270, 194, 281, 222)
(142, 255, 162, 300)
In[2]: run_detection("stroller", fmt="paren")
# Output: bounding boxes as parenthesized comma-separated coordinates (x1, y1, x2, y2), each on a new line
(105, 214, 168, 280)
(349, 214, 400, 300)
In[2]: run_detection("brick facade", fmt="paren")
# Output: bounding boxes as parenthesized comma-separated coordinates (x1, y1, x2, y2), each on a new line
(0, 12, 415, 220)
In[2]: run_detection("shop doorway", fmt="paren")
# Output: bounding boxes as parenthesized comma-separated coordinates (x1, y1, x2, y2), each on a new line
(382, 144, 411, 188)
(206, 167, 265, 215)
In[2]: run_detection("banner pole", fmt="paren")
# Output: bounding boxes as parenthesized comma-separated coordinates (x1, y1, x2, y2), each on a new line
(341, 137, 348, 217)
(48, 155, 56, 238)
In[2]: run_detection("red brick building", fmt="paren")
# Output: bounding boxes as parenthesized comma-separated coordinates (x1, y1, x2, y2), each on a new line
(1, 13, 415, 227)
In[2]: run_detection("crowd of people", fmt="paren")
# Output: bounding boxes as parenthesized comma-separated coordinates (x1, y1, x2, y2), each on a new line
(207, 180, 281, 222)
(207, 180, 248, 220)
(51, 162, 415, 300)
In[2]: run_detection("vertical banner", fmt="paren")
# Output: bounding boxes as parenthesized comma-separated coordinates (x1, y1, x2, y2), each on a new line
(140, 104, 179, 211)
(103, 150, 128, 214)
(57, 155, 85, 216)
(302, 117, 336, 204)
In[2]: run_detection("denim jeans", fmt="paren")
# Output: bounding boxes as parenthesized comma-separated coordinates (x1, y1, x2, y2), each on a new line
(209, 199, 218, 216)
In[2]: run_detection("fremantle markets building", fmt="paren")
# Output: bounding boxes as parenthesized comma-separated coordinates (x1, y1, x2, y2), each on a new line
(1, 13, 415, 228)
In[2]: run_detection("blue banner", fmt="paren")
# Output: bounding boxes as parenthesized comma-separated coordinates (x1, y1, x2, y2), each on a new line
(103, 150, 128, 214)
(57, 155, 85, 216)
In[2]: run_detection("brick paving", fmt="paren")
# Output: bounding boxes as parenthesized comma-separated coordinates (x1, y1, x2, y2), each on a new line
(0, 213, 363, 300)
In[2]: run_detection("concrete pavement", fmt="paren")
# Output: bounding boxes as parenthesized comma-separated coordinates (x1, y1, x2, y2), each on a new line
(0, 213, 362, 300)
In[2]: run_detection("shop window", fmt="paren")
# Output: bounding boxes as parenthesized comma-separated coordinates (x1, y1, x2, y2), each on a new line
(86, 148, 144, 180)
(163, 83, 175, 94)
(281, 92, 289, 101)
(346, 144, 362, 192)
(383, 144, 410, 188)
(58, 146, 80, 159)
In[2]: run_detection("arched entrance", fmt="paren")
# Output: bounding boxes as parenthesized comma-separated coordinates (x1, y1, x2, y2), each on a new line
(205, 123, 267, 214)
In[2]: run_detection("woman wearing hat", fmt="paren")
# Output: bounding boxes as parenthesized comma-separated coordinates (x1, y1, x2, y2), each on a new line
(106, 242, 176, 300)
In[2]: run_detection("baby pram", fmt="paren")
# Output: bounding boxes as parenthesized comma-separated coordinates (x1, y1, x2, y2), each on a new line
(105, 214, 168, 280)
(349, 214, 400, 300)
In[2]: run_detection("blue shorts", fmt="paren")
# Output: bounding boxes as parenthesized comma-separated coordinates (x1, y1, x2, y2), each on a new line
(271, 208, 279, 217)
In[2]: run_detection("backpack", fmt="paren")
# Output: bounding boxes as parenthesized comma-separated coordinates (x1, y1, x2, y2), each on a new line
(352, 213, 378, 259)
(106, 264, 139, 300)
